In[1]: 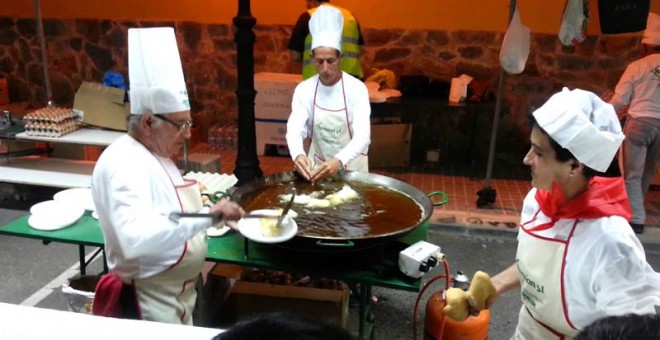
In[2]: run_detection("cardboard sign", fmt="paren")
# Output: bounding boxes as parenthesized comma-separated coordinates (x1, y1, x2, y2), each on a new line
(73, 82, 130, 131)
(254, 73, 301, 121)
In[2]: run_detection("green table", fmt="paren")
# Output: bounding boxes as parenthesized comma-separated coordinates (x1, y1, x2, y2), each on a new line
(0, 212, 106, 275)
(0, 212, 426, 339)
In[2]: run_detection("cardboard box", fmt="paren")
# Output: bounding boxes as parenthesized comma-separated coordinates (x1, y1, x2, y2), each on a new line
(212, 265, 349, 328)
(254, 73, 301, 121)
(73, 82, 130, 131)
(255, 120, 288, 155)
(369, 123, 412, 168)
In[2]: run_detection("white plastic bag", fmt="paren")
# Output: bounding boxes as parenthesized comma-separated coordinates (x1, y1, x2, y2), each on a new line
(559, 0, 587, 46)
(499, 7, 531, 75)
(61, 276, 97, 314)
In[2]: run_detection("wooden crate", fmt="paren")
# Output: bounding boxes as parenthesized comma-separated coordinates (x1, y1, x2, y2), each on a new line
(211, 264, 349, 328)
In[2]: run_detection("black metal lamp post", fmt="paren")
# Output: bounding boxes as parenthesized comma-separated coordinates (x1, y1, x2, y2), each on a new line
(232, 0, 263, 185)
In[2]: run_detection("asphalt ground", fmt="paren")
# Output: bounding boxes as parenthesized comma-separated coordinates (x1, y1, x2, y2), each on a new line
(1, 207, 659, 339)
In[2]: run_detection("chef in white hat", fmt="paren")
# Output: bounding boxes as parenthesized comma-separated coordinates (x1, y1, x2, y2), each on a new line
(608, 12, 660, 234)
(91, 27, 244, 324)
(449, 88, 660, 339)
(286, 5, 371, 181)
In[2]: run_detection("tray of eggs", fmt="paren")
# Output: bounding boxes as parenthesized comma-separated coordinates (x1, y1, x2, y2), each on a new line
(24, 107, 78, 137)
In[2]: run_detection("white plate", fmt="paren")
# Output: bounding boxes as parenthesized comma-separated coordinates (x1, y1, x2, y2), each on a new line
(53, 188, 95, 211)
(28, 201, 84, 231)
(237, 209, 298, 244)
(30, 200, 59, 215)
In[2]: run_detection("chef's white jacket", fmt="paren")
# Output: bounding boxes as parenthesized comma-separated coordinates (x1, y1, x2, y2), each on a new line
(91, 134, 211, 280)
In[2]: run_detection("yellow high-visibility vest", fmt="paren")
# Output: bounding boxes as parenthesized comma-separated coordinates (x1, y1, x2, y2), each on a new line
(302, 5, 363, 80)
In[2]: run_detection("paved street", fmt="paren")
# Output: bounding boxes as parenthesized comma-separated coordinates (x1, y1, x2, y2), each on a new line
(1, 207, 659, 339)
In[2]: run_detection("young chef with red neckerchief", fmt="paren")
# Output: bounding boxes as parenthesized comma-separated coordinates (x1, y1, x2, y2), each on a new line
(451, 88, 660, 339)
(286, 5, 371, 182)
(90, 27, 244, 325)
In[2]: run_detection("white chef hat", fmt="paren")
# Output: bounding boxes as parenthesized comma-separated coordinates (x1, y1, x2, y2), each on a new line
(128, 27, 190, 115)
(532, 87, 624, 173)
(309, 5, 344, 52)
(642, 12, 660, 46)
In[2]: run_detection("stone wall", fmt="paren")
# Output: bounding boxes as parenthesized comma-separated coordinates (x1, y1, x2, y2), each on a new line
(0, 17, 642, 155)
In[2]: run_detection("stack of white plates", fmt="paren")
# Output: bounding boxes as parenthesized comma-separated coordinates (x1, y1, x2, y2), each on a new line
(28, 200, 84, 231)
(54, 187, 99, 220)
(53, 188, 95, 211)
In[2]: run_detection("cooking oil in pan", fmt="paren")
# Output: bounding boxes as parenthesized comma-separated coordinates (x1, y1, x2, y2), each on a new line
(240, 180, 423, 238)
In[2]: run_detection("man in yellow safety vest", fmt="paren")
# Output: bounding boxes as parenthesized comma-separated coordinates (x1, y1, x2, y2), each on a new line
(288, 0, 364, 80)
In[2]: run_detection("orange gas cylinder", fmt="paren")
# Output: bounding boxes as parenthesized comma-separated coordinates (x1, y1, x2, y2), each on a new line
(424, 291, 490, 340)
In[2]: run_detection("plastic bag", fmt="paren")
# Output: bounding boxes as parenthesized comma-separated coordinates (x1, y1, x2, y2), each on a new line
(61, 276, 98, 314)
(598, 0, 650, 34)
(559, 0, 588, 46)
(101, 71, 126, 90)
(365, 68, 397, 90)
(499, 7, 530, 75)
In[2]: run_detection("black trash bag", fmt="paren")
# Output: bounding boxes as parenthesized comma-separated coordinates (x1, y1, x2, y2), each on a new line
(598, 0, 650, 34)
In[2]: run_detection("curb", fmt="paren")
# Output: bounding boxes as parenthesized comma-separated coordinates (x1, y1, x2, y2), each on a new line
(428, 222, 517, 239)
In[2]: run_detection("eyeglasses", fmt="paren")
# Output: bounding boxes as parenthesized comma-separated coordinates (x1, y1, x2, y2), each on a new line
(154, 114, 193, 132)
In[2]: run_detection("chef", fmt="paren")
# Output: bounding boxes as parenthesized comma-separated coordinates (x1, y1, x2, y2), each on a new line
(91, 27, 244, 325)
(453, 88, 660, 339)
(607, 12, 660, 234)
(286, 5, 371, 182)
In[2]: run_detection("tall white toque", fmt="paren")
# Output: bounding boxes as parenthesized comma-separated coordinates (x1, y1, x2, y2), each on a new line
(309, 5, 344, 52)
(128, 27, 190, 115)
(532, 87, 625, 173)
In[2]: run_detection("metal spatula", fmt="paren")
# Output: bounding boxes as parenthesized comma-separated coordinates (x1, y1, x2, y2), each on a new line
(276, 189, 296, 229)
(170, 212, 278, 220)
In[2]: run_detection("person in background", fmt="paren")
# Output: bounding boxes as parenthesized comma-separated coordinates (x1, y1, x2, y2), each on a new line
(288, 0, 364, 80)
(286, 5, 371, 182)
(455, 88, 660, 339)
(607, 12, 660, 234)
(212, 312, 354, 340)
(574, 313, 660, 340)
(91, 27, 244, 325)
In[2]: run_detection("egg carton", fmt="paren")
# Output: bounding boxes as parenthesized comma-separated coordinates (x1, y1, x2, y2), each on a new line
(25, 119, 78, 137)
(183, 172, 238, 194)
(24, 107, 75, 123)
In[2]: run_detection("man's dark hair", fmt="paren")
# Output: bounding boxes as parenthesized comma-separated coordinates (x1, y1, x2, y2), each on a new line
(212, 312, 354, 340)
(528, 113, 601, 178)
(311, 48, 341, 58)
(575, 313, 660, 340)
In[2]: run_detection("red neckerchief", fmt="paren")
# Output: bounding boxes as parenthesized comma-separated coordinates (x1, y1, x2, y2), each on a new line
(531, 177, 632, 231)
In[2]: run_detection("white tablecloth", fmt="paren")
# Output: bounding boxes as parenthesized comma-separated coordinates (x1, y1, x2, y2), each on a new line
(0, 303, 223, 340)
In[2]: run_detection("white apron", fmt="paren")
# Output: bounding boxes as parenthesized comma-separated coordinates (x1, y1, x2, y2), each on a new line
(512, 218, 580, 340)
(308, 77, 369, 172)
(134, 176, 207, 325)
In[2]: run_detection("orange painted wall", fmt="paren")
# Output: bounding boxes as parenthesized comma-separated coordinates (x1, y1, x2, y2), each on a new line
(1, 0, 659, 33)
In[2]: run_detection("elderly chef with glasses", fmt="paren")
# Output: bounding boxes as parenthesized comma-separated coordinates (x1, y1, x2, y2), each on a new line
(91, 27, 244, 324)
